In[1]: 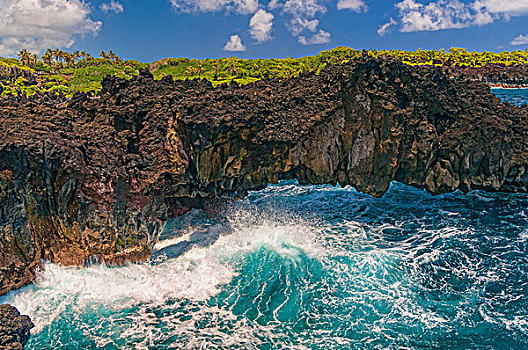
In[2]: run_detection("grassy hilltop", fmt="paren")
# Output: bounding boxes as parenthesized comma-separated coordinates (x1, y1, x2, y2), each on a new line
(2, 47, 528, 98)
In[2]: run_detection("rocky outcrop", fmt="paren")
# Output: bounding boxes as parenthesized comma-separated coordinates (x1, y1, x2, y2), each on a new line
(1, 58, 528, 296)
(0, 305, 33, 349)
(0, 65, 35, 85)
(443, 64, 528, 87)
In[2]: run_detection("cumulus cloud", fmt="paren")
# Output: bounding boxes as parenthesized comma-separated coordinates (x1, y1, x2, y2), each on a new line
(101, 0, 124, 14)
(224, 34, 246, 51)
(337, 0, 367, 12)
(288, 18, 319, 36)
(282, 0, 326, 18)
(0, 0, 101, 57)
(396, 0, 484, 32)
(170, 0, 258, 14)
(249, 9, 274, 43)
(392, 0, 528, 33)
(298, 29, 330, 44)
(473, 0, 528, 17)
(169, 0, 338, 46)
(270, 0, 332, 40)
(512, 34, 528, 46)
(377, 17, 397, 36)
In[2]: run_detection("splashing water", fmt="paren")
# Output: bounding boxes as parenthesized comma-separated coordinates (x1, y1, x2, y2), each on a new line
(1, 89, 528, 349)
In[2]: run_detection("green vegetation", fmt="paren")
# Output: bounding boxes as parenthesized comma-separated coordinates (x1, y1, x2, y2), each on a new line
(2, 46, 528, 98)
(0, 49, 147, 98)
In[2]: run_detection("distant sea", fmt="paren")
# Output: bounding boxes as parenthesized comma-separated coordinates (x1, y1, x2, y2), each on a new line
(491, 87, 528, 106)
(1, 88, 527, 349)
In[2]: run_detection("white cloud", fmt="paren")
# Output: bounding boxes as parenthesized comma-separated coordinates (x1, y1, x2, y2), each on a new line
(337, 0, 367, 12)
(101, 1, 124, 14)
(396, 0, 482, 32)
(0, 0, 101, 56)
(377, 17, 397, 36)
(268, 0, 280, 9)
(392, 0, 528, 33)
(224, 34, 246, 51)
(249, 9, 274, 43)
(169, 0, 258, 14)
(282, 0, 326, 18)
(288, 18, 319, 36)
(274, 0, 330, 39)
(472, 0, 528, 17)
(512, 34, 528, 45)
(298, 29, 330, 44)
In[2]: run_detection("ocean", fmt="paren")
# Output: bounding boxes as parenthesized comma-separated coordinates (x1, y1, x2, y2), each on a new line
(1, 88, 527, 349)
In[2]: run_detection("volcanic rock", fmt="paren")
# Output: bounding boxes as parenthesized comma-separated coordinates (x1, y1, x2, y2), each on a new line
(0, 304, 33, 350)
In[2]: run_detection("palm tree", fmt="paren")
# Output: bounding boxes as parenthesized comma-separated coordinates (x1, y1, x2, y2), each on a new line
(52, 49, 64, 68)
(30, 53, 38, 67)
(65, 52, 76, 67)
(17, 49, 30, 66)
(108, 50, 116, 61)
(41, 50, 53, 67)
(72, 51, 81, 65)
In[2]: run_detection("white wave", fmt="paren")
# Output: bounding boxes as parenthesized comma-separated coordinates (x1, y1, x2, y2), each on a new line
(251, 180, 358, 199)
(220, 208, 326, 259)
(1, 207, 325, 336)
(4, 253, 235, 333)
(520, 229, 528, 241)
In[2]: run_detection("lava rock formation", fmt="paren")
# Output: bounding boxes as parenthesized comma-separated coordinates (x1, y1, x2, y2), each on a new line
(1, 58, 528, 296)
(0, 304, 33, 349)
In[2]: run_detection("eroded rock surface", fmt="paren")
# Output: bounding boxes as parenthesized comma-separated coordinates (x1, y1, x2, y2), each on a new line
(0, 304, 33, 350)
(1, 58, 528, 296)
(443, 64, 528, 87)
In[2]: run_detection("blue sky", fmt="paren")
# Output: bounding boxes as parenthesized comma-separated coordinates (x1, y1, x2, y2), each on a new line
(0, 0, 527, 61)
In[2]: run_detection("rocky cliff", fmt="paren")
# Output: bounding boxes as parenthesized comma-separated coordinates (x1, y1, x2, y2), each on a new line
(1, 58, 528, 297)
(0, 305, 33, 349)
(443, 63, 528, 87)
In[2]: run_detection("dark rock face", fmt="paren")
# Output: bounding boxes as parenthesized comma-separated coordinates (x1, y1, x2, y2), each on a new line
(443, 64, 528, 87)
(1, 58, 528, 296)
(0, 304, 33, 349)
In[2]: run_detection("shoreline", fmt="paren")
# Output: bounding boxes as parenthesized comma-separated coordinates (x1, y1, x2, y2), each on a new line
(489, 84, 528, 89)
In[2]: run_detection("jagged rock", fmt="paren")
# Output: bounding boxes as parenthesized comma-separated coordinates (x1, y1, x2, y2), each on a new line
(1, 57, 528, 296)
(0, 304, 33, 349)
(443, 64, 528, 87)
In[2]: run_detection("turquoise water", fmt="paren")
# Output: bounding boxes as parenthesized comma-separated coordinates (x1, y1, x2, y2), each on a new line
(1, 89, 527, 349)
(491, 87, 528, 106)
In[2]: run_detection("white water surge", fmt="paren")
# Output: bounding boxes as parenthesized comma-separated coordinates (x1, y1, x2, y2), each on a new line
(0, 207, 325, 349)
(1, 180, 528, 349)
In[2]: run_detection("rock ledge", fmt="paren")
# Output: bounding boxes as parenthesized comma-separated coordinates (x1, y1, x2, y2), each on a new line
(0, 305, 33, 350)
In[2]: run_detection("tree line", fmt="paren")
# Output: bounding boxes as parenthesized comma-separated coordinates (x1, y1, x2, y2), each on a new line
(2, 46, 528, 98)
(16, 48, 125, 70)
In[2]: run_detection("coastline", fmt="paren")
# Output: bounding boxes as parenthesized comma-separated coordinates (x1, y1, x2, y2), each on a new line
(489, 84, 528, 89)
